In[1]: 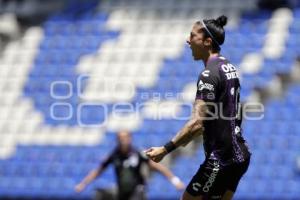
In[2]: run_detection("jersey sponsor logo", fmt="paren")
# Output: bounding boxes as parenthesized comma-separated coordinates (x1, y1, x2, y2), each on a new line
(202, 161, 220, 192)
(202, 70, 210, 77)
(192, 182, 202, 192)
(123, 154, 139, 167)
(196, 92, 215, 100)
(221, 63, 239, 80)
(198, 80, 214, 91)
(235, 126, 241, 135)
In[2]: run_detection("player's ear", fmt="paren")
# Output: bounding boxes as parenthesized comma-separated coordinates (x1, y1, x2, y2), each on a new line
(204, 37, 212, 47)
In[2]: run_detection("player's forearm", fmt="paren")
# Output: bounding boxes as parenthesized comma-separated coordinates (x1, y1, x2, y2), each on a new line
(150, 162, 182, 186)
(80, 169, 101, 185)
(150, 161, 174, 179)
(162, 99, 206, 153)
(171, 118, 203, 147)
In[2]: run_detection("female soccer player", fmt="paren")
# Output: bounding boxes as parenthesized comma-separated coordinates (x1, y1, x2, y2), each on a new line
(146, 15, 251, 200)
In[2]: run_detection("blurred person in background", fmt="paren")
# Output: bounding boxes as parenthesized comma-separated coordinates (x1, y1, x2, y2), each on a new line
(75, 130, 185, 200)
(146, 15, 251, 200)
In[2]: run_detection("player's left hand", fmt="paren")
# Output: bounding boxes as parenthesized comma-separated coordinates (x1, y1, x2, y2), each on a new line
(145, 146, 167, 163)
(174, 180, 185, 190)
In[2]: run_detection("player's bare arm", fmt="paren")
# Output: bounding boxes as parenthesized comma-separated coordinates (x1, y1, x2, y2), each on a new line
(148, 160, 185, 190)
(74, 167, 104, 193)
(171, 99, 207, 147)
(145, 99, 207, 163)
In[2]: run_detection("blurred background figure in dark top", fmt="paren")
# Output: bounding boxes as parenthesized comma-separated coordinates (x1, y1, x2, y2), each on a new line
(75, 131, 185, 200)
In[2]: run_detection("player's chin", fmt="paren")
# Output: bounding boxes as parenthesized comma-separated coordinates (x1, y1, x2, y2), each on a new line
(193, 55, 201, 60)
(192, 52, 201, 60)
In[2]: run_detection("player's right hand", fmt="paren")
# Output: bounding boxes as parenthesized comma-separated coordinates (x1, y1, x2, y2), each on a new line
(145, 146, 167, 163)
(74, 183, 85, 193)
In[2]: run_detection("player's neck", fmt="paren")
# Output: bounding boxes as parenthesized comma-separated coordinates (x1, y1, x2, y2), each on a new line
(203, 52, 220, 67)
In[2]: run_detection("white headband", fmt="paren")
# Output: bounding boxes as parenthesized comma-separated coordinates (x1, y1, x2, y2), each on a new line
(200, 20, 220, 46)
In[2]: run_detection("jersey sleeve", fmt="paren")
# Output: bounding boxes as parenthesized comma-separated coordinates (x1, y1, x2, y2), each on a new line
(100, 151, 114, 169)
(139, 151, 149, 163)
(195, 69, 220, 102)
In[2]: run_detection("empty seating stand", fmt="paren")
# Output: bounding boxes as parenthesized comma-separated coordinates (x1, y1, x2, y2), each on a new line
(0, 0, 299, 199)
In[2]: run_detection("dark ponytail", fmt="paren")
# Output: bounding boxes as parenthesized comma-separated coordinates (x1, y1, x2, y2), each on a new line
(215, 15, 228, 28)
(199, 15, 228, 51)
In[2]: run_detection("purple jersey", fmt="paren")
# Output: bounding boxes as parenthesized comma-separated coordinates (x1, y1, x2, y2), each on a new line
(196, 56, 250, 165)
